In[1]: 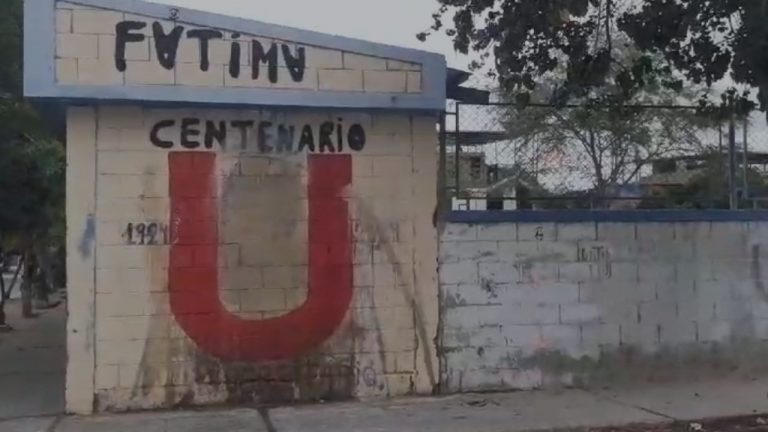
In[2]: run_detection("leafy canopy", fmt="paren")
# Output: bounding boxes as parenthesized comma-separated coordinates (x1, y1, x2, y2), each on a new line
(0, 0, 64, 244)
(0, 0, 22, 98)
(421, 0, 768, 112)
(505, 104, 709, 195)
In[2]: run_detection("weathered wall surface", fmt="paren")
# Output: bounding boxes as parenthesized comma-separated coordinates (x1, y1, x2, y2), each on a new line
(440, 220, 768, 392)
(66, 106, 438, 411)
(54, 1, 423, 93)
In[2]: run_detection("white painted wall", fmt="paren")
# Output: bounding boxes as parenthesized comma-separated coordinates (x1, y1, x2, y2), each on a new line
(440, 221, 768, 391)
(66, 106, 439, 412)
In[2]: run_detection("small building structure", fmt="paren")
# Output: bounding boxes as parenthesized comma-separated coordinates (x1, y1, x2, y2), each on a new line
(25, 0, 446, 413)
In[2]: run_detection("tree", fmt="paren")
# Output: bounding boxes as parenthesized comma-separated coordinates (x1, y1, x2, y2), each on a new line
(0, 0, 22, 98)
(621, 0, 768, 115)
(0, 0, 65, 329)
(639, 152, 768, 209)
(492, 43, 714, 204)
(0, 101, 64, 326)
(420, 0, 765, 113)
(504, 103, 711, 199)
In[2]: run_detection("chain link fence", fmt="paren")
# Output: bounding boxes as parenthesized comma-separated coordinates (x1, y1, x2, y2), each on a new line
(446, 102, 768, 210)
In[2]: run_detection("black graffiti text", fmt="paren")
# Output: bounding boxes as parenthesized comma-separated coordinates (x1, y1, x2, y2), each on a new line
(123, 222, 170, 245)
(577, 245, 611, 263)
(150, 117, 366, 154)
(577, 244, 613, 279)
(115, 21, 306, 83)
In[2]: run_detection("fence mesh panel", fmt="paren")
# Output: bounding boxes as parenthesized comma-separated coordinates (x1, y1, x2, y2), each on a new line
(447, 103, 768, 210)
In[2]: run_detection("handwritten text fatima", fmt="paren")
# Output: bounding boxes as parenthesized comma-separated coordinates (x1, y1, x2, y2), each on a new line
(115, 20, 306, 84)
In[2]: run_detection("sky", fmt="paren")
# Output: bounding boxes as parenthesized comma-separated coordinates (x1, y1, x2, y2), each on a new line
(148, 0, 768, 150)
(152, 0, 470, 69)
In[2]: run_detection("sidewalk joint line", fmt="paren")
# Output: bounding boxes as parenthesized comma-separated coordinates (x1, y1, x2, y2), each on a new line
(582, 389, 678, 422)
(44, 414, 65, 432)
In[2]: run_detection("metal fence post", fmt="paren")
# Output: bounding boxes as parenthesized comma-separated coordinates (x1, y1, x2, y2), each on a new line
(743, 116, 750, 205)
(454, 103, 461, 201)
(728, 113, 738, 210)
(438, 111, 448, 218)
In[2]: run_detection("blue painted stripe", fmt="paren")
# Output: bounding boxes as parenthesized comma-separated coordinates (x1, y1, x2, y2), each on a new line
(446, 210, 768, 224)
(30, 84, 445, 111)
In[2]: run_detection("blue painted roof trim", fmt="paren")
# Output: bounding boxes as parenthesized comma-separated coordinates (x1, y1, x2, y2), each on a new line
(24, 0, 447, 111)
(447, 210, 768, 224)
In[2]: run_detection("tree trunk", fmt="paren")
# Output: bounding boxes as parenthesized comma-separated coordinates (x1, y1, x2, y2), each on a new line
(21, 250, 35, 318)
(33, 242, 61, 309)
(34, 242, 52, 305)
(0, 271, 7, 328)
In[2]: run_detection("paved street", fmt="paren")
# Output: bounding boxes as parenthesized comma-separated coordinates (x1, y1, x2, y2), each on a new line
(3, 377, 768, 431)
(2, 293, 768, 432)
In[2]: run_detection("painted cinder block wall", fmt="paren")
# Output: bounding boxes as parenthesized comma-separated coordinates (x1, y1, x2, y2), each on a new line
(47, 0, 443, 413)
(68, 107, 439, 411)
(440, 217, 768, 392)
(53, 3, 425, 93)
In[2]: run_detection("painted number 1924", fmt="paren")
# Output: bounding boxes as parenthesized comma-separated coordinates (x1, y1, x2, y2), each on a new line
(123, 222, 170, 245)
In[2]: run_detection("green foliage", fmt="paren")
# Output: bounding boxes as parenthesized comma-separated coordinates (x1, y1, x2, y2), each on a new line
(503, 98, 711, 195)
(496, 60, 732, 208)
(0, 0, 65, 324)
(421, 0, 765, 112)
(0, 0, 22, 97)
(639, 154, 768, 209)
(0, 121, 65, 238)
(0, 0, 65, 310)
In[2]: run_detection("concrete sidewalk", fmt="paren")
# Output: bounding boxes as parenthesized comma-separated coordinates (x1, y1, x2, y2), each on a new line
(0, 299, 65, 422)
(6, 377, 768, 432)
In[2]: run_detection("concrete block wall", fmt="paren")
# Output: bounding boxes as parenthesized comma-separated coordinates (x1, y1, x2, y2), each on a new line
(54, 2, 423, 93)
(66, 106, 439, 412)
(439, 220, 768, 392)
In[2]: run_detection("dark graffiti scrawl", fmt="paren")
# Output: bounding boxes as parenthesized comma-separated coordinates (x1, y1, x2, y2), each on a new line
(150, 117, 367, 154)
(115, 20, 306, 84)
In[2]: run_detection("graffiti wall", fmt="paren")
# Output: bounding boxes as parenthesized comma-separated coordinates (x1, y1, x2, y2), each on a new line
(440, 220, 768, 392)
(42, 0, 444, 413)
(51, 1, 427, 95)
(67, 106, 438, 411)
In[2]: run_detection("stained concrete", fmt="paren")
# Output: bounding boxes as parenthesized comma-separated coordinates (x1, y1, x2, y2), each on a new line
(441, 221, 768, 392)
(593, 379, 768, 420)
(31, 377, 768, 432)
(0, 417, 60, 432)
